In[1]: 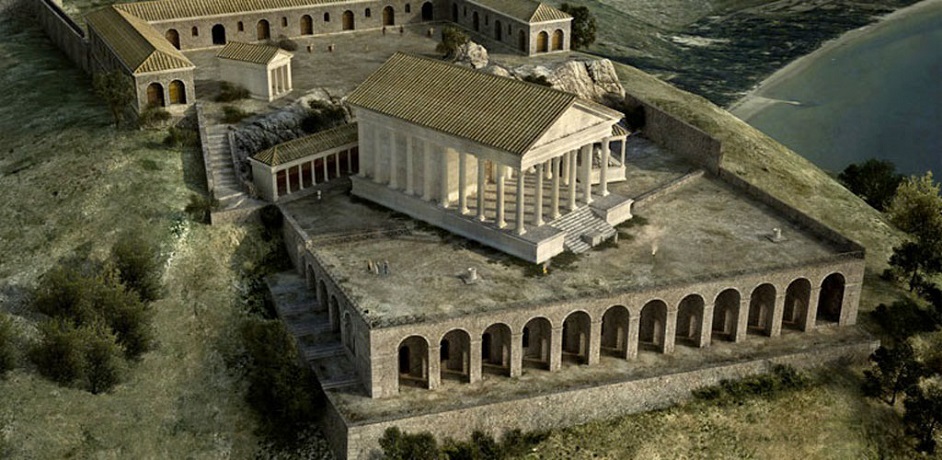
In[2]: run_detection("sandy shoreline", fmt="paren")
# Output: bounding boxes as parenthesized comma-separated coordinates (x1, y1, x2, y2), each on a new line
(728, 0, 942, 119)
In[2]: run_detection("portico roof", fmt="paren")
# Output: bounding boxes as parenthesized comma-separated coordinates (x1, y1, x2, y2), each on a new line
(347, 53, 620, 157)
(253, 123, 358, 167)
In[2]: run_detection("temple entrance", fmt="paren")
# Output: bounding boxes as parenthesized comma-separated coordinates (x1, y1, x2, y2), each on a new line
(146, 82, 164, 107)
(383, 6, 394, 26)
(211, 24, 226, 45)
(256, 19, 270, 40)
(165, 29, 180, 49)
(342, 10, 355, 30)
(300, 15, 313, 35)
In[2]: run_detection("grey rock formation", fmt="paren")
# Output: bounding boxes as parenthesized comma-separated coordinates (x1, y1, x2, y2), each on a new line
(486, 58, 626, 104)
(453, 41, 489, 69)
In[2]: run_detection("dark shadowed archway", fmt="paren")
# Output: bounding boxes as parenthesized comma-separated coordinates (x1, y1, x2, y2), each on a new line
(211, 24, 226, 45)
(601, 305, 629, 358)
(817, 273, 845, 324)
(398, 335, 429, 390)
(712, 288, 740, 341)
(256, 19, 270, 40)
(562, 311, 591, 364)
(784, 278, 811, 330)
(640, 300, 667, 352)
(440, 329, 470, 382)
(522, 317, 551, 370)
(749, 284, 776, 336)
(482, 323, 511, 376)
(676, 294, 704, 347)
(165, 29, 180, 49)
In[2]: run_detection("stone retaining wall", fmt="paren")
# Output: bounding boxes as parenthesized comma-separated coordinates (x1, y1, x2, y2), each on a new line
(626, 93, 723, 174)
(34, 0, 89, 72)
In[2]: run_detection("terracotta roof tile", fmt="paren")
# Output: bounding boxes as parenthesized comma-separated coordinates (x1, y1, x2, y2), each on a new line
(217, 42, 285, 65)
(253, 123, 358, 166)
(469, 0, 570, 23)
(86, 6, 194, 74)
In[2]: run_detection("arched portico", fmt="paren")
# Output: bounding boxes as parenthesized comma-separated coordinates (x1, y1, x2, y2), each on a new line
(481, 323, 511, 376)
(522, 317, 552, 370)
(329, 295, 340, 332)
(562, 311, 591, 364)
(712, 288, 741, 342)
(817, 273, 845, 324)
(784, 278, 811, 330)
(601, 305, 629, 358)
(676, 294, 705, 347)
(398, 335, 430, 390)
(440, 329, 471, 382)
(749, 284, 776, 336)
(640, 300, 668, 352)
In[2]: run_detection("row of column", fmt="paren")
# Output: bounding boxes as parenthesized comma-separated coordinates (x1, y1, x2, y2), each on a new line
(275, 149, 354, 199)
(270, 64, 292, 98)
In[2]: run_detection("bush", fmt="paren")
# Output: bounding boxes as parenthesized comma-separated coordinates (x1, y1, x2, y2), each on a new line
(559, 3, 597, 49)
(222, 105, 252, 124)
(259, 204, 283, 240)
(163, 126, 200, 148)
(184, 193, 220, 224)
(693, 365, 810, 405)
(522, 75, 552, 87)
(838, 159, 903, 211)
(436, 26, 469, 58)
(379, 427, 439, 460)
(111, 231, 164, 303)
(215, 81, 251, 102)
(30, 320, 127, 393)
(300, 100, 347, 134)
(275, 35, 299, 51)
(0, 314, 15, 377)
(138, 105, 172, 127)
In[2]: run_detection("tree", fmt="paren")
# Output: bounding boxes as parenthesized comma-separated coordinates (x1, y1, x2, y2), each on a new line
(436, 26, 469, 58)
(903, 376, 942, 454)
(870, 299, 938, 339)
(887, 173, 942, 290)
(30, 320, 126, 393)
(93, 70, 134, 128)
(838, 159, 903, 211)
(560, 3, 597, 50)
(889, 241, 942, 292)
(111, 231, 164, 303)
(0, 314, 15, 377)
(379, 427, 439, 460)
(862, 342, 925, 406)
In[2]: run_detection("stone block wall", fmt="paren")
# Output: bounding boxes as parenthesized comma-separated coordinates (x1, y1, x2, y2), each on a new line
(35, 0, 89, 72)
(626, 93, 724, 174)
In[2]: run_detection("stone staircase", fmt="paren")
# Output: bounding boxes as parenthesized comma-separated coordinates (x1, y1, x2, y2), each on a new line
(203, 125, 247, 208)
(549, 207, 616, 254)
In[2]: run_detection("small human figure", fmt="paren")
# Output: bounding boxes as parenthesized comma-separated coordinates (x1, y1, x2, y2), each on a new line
(382, 260, 389, 276)
(317, 190, 322, 200)
(382, 26, 387, 35)
(399, 26, 404, 34)
(367, 260, 374, 272)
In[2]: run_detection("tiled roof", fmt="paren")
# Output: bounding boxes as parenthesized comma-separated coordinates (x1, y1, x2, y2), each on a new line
(253, 123, 358, 166)
(612, 124, 629, 137)
(346, 53, 580, 156)
(469, 0, 570, 23)
(217, 42, 284, 65)
(117, 0, 352, 21)
(86, 6, 194, 74)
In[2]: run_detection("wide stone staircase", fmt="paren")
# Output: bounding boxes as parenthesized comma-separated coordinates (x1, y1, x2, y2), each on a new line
(549, 206, 617, 254)
(267, 272, 360, 391)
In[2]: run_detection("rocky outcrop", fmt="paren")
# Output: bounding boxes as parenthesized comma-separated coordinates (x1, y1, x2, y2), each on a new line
(487, 58, 626, 104)
(453, 41, 489, 69)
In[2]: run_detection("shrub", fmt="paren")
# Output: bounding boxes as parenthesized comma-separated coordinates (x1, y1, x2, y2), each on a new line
(0, 314, 15, 377)
(93, 70, 134, 127)
(138, 105, 172, 127)
(436, 26, 469, 58)
(184, 193, 220, 224)
(30, 320, 126, 393)
(522, 75, 552, 87)
(379, 427, 439, 460)
(215, 81, 251, 102)
(111, 231, 164, 303)
(693, 365, 810, 405)
(300, 100, 347, 134)
(559, 3, 597, 49)
(838, 159, 902, 211)
(259, 204, 283, 240)
(222, 105, 252, 124)
(163, 126, 200, 148)
(275, 35, 299, 51)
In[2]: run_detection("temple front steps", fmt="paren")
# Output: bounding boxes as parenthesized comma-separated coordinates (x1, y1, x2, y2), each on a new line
(548, 207, 617, 254)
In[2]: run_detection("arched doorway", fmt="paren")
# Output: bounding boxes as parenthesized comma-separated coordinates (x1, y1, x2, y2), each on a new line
(383, 6, 395, 26)
(551, 29, 564, 50)
(749, 284, 776, 336)
(440, 329, 470, 382)
(562, 311, 591, 364)
(537, 31, 549, 52)
(481, 323, 511, 376)
(784, 278, 811, 330)
(256, 19, 270, 40)
(300, 15, 313, 35)
(522, 317, 551, 370)
(472, 11, 479, 31)
(640, 300, 667, 352)
(165, 29, 180, 49)
(601, 305, 629, 358)
(342, 10, 355, 30)
(495, 20, 502, 41)
(211, 24, 226, 45)
(168, 80, 186, 104)
(422, 2, 433, 21)
(398, 335, 429, 390)
(146, 82, 164, 107)
(676, 294, 704, 347)
(712, 289, 740, 341)
(817, 273, 845, 324)
(518, 30, 526, 52)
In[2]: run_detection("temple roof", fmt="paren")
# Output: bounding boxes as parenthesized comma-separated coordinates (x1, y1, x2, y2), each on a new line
(253, 123, 358, 167)
(217, 42, 288, 65)
(468, 0, 571, 23)
(346, 53, 605, 156)
(85, 6, 194, 74)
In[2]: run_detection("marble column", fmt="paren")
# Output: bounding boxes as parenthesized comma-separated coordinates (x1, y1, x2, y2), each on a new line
(533, 163, 544, 226)
(550, 157, 560, 219)
(440, 147, 450, 208)
(422, 139, 432, 201)
(496, 165, 506, 228)
(388, 131, 398, 189)
(581, 144, 593, 205)
(561, 151, 570, 185)
(600, 139, 610, 197)
(477, 159, 486, 221)
(515, 168, 526, 235)
(405, 136, 414, 195)
(458, 152, 468, 214)
(567, 150, 577, 211)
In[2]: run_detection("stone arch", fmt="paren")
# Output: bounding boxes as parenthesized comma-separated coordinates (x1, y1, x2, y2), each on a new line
(342, 311, 355, 355)
(398, 335, 429, 389)
(191, 26, 199, 37)
(518, 30, 526, 52)
(481, 323, 511, 376)
(601, 305, 629, 358)
(305, 264, 316, 289)
(551, 29, 564, 50)
(146, 82, 165, 107)
(818, 273, 845, 324)
(522, 317, 552, 370)
(536, 31, 549, 53)
(300, 15, 313, 35)
(495, 19, 502, 41)
(422, 2, 433, 21)
(342, 10, 355, 30)
(257, 19, 270, 40)
(168, 80, 186, 104)
(405, 3, 411, 13)
(211, 24, 226, 45)
(784, 278, 811, 330)
(329, 294, 340, 333)
(640, 299, 668, 352)
(676, 294, 704, 347)
(749, 283, 776, 336)
(324, 12, 330, 22)
(383, 6, 395, 26)
(562, 311, 591, 364)
(472, 11, 479, 31)
(281, 16, 288, 27)
(712, 288, 740, 341)
(165, 29, 180, 49)
(440, 329, 470, 382)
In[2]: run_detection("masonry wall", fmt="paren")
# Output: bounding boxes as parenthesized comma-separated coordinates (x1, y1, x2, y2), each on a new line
(626, 93, 724, 174)
(34, 0, 89, 72)
(336, 338, 877, 459)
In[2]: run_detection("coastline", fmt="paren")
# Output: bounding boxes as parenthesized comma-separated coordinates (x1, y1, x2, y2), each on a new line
(728, 0, 942, 120)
